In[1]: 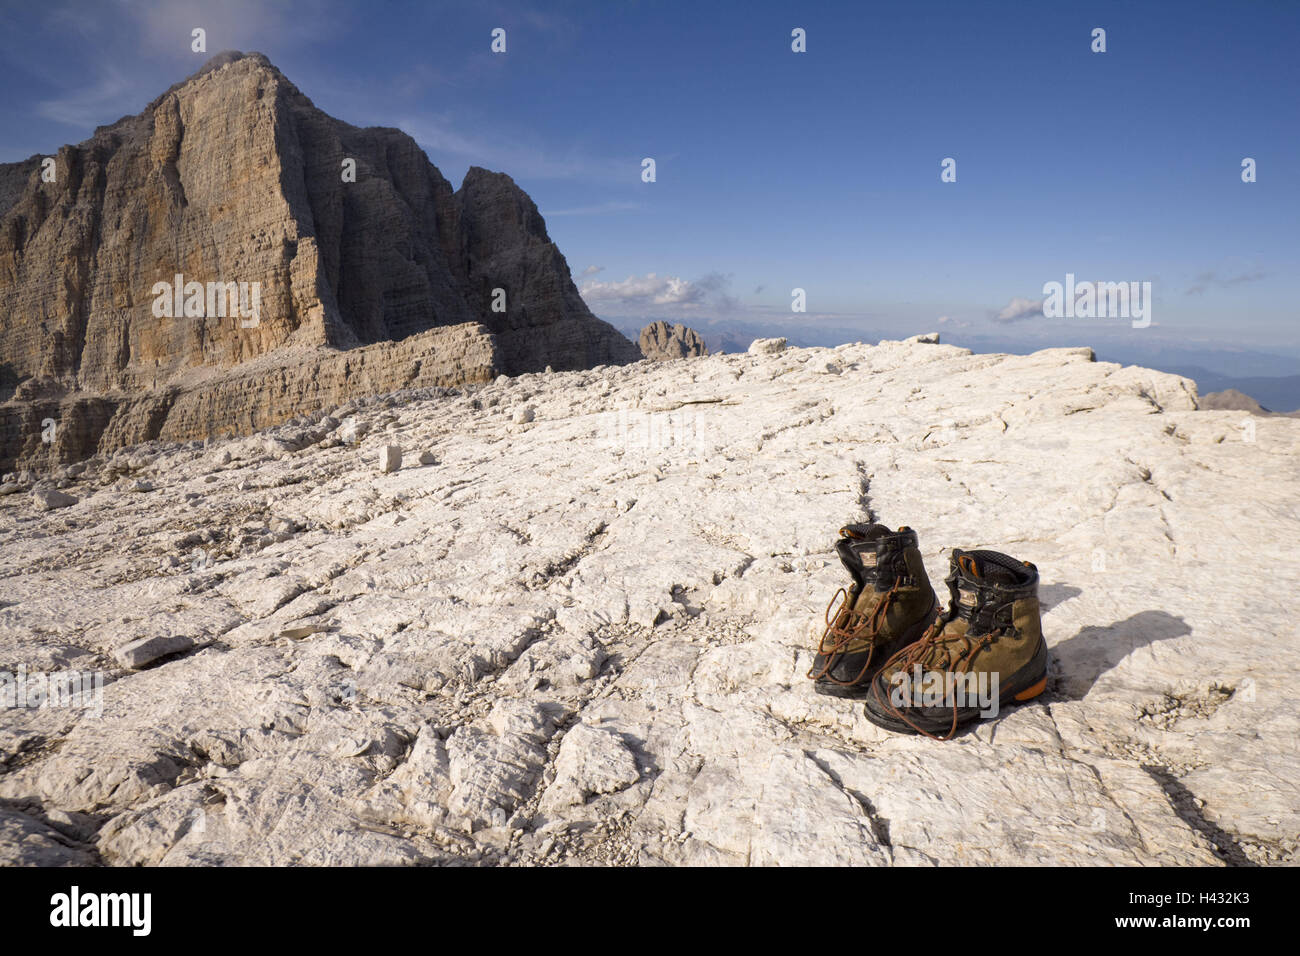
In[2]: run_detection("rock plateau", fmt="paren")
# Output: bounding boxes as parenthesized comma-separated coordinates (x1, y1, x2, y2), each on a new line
(2, 336, 1296, 866)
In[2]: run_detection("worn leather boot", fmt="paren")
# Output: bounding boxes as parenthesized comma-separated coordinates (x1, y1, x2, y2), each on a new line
(864, 548, 1048, 738)
(808, 523, 938, 698)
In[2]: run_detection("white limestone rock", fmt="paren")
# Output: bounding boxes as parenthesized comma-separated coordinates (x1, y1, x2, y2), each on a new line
(113, 635, 195, 669)
(378, 444, 402, 473)
(0, 338, 1295, 866)
(748, 337, 787, 354)
(541, 723, 641, 811)
(32, 487, 77, 510)
(339, 418, 369, 444)
(0, 808, 99, 866)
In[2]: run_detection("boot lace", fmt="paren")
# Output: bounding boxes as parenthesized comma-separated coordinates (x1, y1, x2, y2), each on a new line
(806, 581, 901, 685)
(870, 615, 1006, 741)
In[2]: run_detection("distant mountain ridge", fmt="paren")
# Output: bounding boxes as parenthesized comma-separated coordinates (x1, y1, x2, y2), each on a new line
(1176, 371, 1300, 415)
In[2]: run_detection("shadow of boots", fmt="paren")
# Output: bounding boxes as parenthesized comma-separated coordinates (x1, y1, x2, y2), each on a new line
(1037, 583, 1083, 614)
(1048, 609, 1192, 702)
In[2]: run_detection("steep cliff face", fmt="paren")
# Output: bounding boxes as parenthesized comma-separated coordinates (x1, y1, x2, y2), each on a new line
(0, 51, 637, 470)
(1, 52, 332, 394)
(455, 167, 641, 373)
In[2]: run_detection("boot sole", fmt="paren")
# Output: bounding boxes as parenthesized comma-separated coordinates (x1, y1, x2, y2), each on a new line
(862, 638, 1049, 736)
(812, 599, 938, 699)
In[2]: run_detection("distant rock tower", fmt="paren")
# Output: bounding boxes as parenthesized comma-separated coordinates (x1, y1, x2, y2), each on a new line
(638, 321, 709, 361)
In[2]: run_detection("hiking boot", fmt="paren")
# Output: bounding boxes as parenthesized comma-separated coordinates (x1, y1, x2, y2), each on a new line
(863, 548, 1049, 739)
(807, 523, 938, 698)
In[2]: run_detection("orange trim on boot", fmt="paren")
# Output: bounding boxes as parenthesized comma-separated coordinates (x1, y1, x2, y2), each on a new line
(1013, 676, 1047, 701)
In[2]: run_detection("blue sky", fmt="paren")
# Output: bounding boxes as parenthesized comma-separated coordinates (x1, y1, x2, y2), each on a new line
(1, 0, 1297, 357)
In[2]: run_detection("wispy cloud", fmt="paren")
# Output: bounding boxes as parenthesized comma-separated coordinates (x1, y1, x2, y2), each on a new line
(545, 201, 641, 216)
(1185, 270, 1268, 295)
(397, 114, 632, 183)
(28, 0, 336, 130)
(36, 65, 133, 127)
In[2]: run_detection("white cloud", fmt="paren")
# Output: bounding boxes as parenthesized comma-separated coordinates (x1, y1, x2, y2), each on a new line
(126, 0, 338, 57)
(580, 272, 738, 314)
(580, 265, 604, 277)
(582, 273, 699, 305)
(28, 0, 336, 130)
(993, 296, 1044, 323)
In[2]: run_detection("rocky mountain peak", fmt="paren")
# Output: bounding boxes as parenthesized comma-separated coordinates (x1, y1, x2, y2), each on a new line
(0, 54, 639, 472)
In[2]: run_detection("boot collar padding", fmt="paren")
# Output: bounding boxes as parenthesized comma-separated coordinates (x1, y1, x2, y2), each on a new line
(946, 549, 1038, 627)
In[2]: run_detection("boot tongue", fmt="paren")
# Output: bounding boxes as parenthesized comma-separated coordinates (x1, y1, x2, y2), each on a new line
(953, 554, 984, 616)
(834, 523, 890, 593)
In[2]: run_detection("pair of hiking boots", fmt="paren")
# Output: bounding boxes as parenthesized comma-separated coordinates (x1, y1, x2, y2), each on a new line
(807, 523, 1048, 740)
